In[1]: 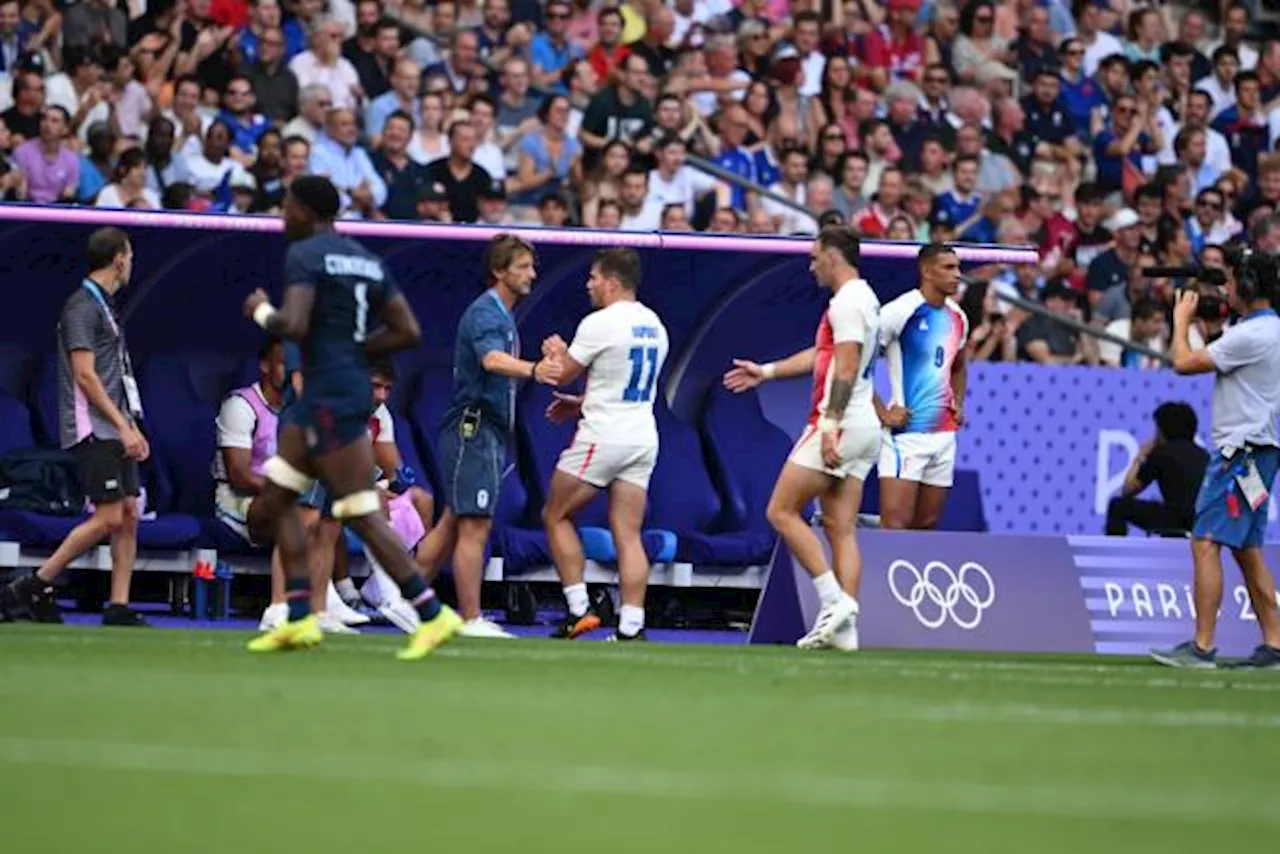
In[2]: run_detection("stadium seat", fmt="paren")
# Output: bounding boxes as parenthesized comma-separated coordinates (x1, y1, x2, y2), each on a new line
(651, 397, 774, 568)
(0, 344, 33, 400)
(0, 373, 203, 551)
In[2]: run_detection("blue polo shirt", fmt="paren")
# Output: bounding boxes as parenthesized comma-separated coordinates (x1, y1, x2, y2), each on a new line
(447, 289, 520, 429)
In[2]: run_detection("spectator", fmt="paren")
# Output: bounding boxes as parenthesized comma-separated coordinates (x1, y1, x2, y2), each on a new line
(832, 150, 869, 220)
(2, 68, 44, 143)
(12, 105, 76, 203)
(142, 116, 188, 196)
(495, 56, 541, 152)
(1212, 70, 1269, 177)
(585, 7, 629, 85)
(578, 51, 653, 165)
(467, 94, 508, 184)
(424, 119, 492, 223)
(180, 119, 242, 197)
(407, 90, 450, 165)
(959, 277, 1017, 362)
(1087, 207, 1144, 301)
(289, 18, 361, 112)
(426, 27, 479, 96)
(96, 147, 160, 208)
(44, 46, 107, 143)
(1196, 46, 1240, 119)
(217, 74, 270, 163)
(62, 0, 125, 51)
(477, 182, 513, 225)
(365, 58, 422, 147)
(245, 25, 301, 124)
(346, 11, 400, 100)
(164, 76, 214, 156)
(1018, 279, 1096, 365)
(1098, 297, 1166, 370)
(660, 201, 691, 230)
(645, 132, 718, 221)
(617, 166, 660, 231)
(510, 93, 581, 212)
(530, 0, 584, 92)
(538, 191, 570, 227)
(309, 106, 386, 218)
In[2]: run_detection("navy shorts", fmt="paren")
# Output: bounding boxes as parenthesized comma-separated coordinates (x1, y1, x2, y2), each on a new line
(438, 415, 507, 518)
(280, 395, 368, 457)
(1192, 446, 1280, 550)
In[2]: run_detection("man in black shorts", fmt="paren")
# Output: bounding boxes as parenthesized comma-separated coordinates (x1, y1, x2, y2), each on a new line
(241, 175, 461, 660)
(2, 227, 151, 626)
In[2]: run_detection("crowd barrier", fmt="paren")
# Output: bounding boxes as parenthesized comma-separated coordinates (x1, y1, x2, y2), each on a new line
(749, 530, 1273, 658)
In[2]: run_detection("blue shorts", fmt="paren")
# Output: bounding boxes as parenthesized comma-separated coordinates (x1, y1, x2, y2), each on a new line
(438, 414, 507, 518)
(299, 481, 331, 516)
(1192, 446, 1280, 550)
(280, 395, 368, 457)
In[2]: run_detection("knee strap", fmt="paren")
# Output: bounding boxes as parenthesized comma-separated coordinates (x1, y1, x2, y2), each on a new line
(331, 489, 381, 519)
(263, 456, 315, 495)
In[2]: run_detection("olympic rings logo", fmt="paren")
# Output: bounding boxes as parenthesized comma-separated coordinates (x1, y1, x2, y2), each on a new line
(887, 560, 996, 630)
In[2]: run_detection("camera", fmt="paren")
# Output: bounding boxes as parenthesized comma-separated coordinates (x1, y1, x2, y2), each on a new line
(1142, 246, 1280, 304)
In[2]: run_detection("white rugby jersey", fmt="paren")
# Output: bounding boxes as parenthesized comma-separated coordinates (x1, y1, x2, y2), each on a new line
(808, 278, 881, 431)
(567, 299, 670, 444)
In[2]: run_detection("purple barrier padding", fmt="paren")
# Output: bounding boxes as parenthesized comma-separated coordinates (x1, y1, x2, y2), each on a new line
(750, 529, 1278, 657)
(0, 203, 1040, 262)
(755, 362, 1280, 541)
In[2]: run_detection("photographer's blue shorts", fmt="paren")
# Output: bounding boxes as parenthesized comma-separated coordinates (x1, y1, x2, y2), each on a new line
(438, 415, 507, 518)
(1193, 446, 1280, 550)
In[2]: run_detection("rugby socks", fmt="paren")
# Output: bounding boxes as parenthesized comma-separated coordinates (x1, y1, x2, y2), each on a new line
(400, 574, 443, 621)
(334, 577, 359, 604)
(285, 578, 312, 622)
(563, 583, 589, 618)
(618, 605, 645, 638)
(813, 571, 843, 608)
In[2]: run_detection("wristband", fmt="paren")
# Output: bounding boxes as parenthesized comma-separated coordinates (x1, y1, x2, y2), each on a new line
(252, 301, 277, 330)
(818, 415, 840, 435)
(529, 358, 541, 380)
(761, 362, 777, 380)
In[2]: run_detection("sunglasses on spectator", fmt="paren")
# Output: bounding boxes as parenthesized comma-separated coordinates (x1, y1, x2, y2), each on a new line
(546, 11, 570, 19)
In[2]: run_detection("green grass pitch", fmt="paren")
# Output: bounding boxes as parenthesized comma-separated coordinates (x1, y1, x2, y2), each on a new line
(1, 625, 1277, 854)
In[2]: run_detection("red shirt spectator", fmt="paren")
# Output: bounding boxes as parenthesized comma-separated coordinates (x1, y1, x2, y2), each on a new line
(860, 0, 925, 85)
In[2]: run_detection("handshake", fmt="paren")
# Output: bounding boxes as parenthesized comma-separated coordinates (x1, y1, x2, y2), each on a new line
(535, 334, 569, 385)
(538, 334, 582, 424)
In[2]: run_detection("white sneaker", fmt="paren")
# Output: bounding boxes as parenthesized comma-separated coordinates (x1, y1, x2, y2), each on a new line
(258, 602, 288, 632)
(316, 611, 359, 635)
(326, 583, 371, 626)
(830, 615, 859, 651)
(379, 598, 421, 634)
(797, 596, 858, 649)
(459, 617, 515, 639)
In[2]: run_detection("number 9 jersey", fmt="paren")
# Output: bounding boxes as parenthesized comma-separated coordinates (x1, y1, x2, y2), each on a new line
(566, 300, 669, 446)
(879, 289, 968, 435)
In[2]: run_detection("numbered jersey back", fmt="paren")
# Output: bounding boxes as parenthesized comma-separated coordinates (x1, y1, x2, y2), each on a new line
(284, 233, 401, 396)
(566, 300, 669, 444)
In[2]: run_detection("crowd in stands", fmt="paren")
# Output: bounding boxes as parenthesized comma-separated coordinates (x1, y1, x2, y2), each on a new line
(0, 0, 1277, 367)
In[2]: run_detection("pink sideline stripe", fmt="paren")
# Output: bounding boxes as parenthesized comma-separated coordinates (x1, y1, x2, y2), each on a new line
(0, 203, 1042, 265)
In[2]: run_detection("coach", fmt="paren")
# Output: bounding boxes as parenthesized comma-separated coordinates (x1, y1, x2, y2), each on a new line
(1152, 256, 1280, 669)
(1, 227, 150, 626)
(417, 234, 561, 638)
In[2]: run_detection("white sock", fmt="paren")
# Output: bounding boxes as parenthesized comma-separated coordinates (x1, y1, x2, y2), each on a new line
(813, 571, 843, 607)
(619, 605, 645, 637)
(335, 578, 358, 602)
(563, 583, 589, 618)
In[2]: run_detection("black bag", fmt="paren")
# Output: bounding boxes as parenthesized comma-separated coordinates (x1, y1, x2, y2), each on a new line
(0, 447, 85, 516)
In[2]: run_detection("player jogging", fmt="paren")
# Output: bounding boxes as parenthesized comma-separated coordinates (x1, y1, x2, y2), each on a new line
(1151, 254, 1280, 669)
(241, 175, 461, 660)
(723, 226, 880, 650)
(540, 248, 669, 641)
(875, 243, 968, 530)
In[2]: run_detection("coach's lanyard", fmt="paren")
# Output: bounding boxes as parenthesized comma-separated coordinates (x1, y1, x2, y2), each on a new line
(488, 289, 519, 430)
(82, 278, 143, 418)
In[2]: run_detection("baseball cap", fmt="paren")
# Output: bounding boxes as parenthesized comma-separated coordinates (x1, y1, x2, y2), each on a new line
(417, 182, 448, 203)
(1104, 208, 1140, 231)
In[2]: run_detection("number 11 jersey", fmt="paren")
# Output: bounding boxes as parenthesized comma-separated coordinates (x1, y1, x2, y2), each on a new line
(567, 300, 669, 445)
(879, 289, 969, 435)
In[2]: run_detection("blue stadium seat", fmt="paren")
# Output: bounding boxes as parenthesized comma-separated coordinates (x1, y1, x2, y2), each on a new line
(0, 345, 32, 400)
(651, 398, 774, 567)
(697, 387, 788, 564)
(30, 354, 59, 446)
(0, 392, 35, 453)
(0, 371, 202, 550)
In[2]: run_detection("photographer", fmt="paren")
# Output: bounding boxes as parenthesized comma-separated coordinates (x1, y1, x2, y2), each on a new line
(1152, 250, 1280, 669)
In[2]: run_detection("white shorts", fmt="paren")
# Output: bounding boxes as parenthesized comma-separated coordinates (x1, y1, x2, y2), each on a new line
(789, 424, 880, 481)
(556, 440, 658, 491)
(879, 431, 958, 488)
